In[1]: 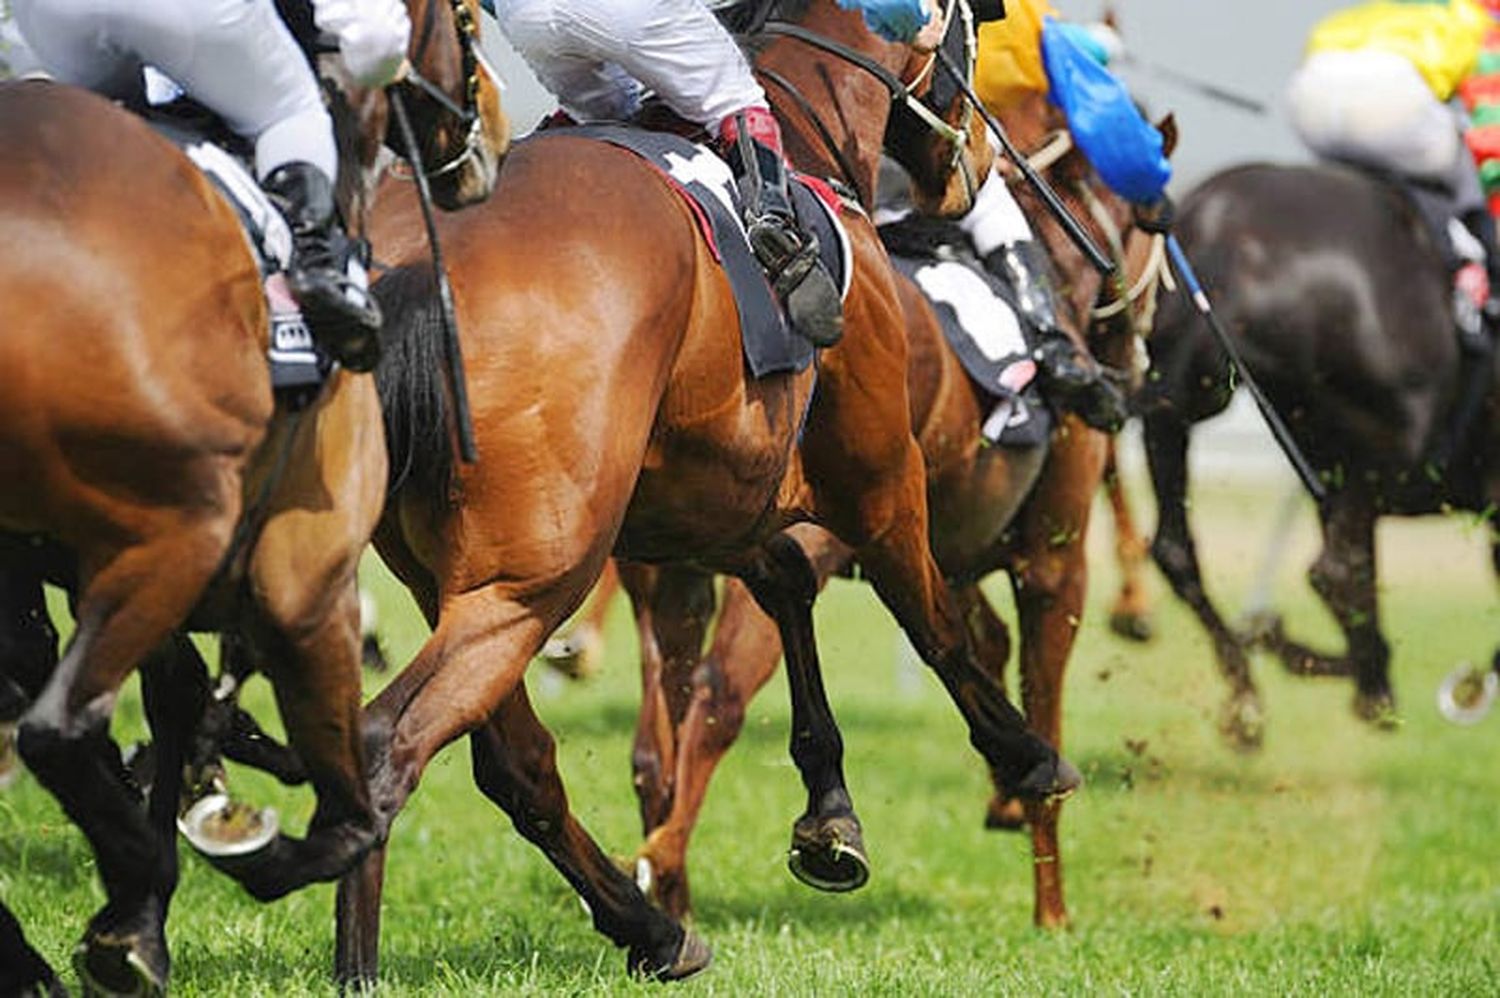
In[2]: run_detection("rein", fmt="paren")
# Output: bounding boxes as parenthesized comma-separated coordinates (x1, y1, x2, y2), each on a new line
(752, 0, 975, 204)
(392, 0, 493, 181)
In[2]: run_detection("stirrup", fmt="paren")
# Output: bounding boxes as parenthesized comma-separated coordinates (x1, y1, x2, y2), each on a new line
(748, 214, 843, 348)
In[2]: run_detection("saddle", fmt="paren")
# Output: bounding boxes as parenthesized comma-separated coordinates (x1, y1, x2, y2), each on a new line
(541, 123, 853, 378)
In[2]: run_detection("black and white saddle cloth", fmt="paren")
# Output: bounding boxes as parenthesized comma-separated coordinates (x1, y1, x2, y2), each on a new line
(555, 125, 853, 378)
(143, 100, 332, 406)
(879, 216, 1051, 448)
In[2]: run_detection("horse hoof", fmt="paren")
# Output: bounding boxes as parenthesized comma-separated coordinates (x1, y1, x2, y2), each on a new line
(788, 813, 870, 893)
(1217, 692, 1266, 753)
(983, 794, 1026, 831)
(1353, 691, 1401, 730)
(1108, 611, 1154, 643)
(74, 931, 166, 998)
(628, 928, 712, 982)
(1240, 610, 1284, 647)
(178, 793, 279, 858)
(1010, 755, 1083, 803)
(539, 626, 599, 680)
(1437, 663, 1497, 726)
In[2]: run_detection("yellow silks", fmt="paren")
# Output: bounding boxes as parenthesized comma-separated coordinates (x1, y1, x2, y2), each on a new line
(1307, 0, 1490, 100)
(974, 0, 1054, 110)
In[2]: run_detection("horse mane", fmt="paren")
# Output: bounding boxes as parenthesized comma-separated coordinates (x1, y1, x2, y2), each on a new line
(373, 263, 455, 506)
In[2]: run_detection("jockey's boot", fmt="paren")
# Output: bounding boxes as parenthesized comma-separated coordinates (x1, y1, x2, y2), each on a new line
(982, 240, 1128, 433)
(261, 162, 382, 372)
(1458, 207, 1500, 354)
(720, 108, 844, 348)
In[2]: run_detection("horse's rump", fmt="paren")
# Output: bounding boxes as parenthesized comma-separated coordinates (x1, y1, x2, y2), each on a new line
(370, 134, 813, 567)
(1154, 161, 1457, 468)
(0, 82, 271, 532)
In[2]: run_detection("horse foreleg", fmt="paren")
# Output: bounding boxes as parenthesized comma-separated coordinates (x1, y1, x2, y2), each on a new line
(1010, 417, 1106, 929)
(338, 579, 589, 984)
(950, 586, 1021, 831)
(623, 562, 671, 832)
(1102, 437, 1154, 642)
(641, 530, 853, 919)
(627, 563, 714, 836)
(738, 530, 869, 893)
(470, 685, 710, 980)
(1144, 407, 1265, 750)
(0, 899, 61, 997)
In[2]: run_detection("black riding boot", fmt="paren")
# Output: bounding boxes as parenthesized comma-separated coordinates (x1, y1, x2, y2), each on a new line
(261, 162, 382, 372)
(982, 240, 1128, 432)
(722, 111, 844, 348)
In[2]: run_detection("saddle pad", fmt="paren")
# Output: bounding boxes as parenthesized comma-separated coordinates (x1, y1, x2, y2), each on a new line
(148, 114, 328, 399)
(881, 220, 1050, 448)
(562, 125, 852, 378)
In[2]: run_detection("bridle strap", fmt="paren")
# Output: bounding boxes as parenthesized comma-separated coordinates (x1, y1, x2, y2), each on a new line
(758, 65, 870, 206)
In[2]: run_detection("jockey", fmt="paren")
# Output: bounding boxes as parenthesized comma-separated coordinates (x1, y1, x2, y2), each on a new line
(10, 0, 412, 372)
(490, 0, 943, 348)
(952, 2, 1171, 432)
(1289, 0, 1500, 354)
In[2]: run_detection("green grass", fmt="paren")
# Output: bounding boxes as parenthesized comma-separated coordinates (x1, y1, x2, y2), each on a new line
(3, 477, 1498, 994)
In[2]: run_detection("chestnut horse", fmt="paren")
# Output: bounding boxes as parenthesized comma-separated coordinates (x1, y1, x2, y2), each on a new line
(333, 0, 1081, 983)
(624, 94, 1173, 929)
(0, 2, 505, 990)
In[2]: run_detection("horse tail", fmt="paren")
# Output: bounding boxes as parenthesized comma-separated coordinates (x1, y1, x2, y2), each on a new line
(373, 263, 455, 505)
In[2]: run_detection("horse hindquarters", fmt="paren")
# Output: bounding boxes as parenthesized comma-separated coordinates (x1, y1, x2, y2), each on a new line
(342, 143, 714, 982)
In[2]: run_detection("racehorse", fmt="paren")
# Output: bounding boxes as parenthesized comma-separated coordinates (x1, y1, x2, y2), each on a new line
(0, 2, 505, 990)
(1140, 162, 1500, 749)
(624, 90, 1173, 929)
(332, 0, 1082, 982)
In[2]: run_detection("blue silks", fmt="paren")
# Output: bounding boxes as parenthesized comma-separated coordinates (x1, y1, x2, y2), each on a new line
(838, 0, 931, 43)
(1040, 15, 1171, 205)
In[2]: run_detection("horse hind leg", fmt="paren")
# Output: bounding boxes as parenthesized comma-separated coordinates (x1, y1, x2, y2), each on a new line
(18, 521, 234, 994)
(626, 562, 716, 838)
(471, 685, 710, 980)
(1103, 437, 1155, 642)
(1258, 493, 1394, 725)
(336, 575, 611, 985)
(1144, 407, 1265, 750)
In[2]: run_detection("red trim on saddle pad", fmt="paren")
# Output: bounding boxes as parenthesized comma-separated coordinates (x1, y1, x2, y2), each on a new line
(659, 173, 723, 263)
(794, 174, 843, 216)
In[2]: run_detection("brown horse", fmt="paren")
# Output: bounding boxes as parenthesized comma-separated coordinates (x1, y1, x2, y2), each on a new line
(0, 2, 505, 990)
(333, 0, 1081, 983)
(625, 93, 1173, 929)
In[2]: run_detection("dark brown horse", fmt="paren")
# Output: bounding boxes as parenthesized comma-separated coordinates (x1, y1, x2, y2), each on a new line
(0, 2, 505, 990)
(624, 92, 1172, 929)
(333, 0, 1081, 983)
(1140, 162, 1500, 748)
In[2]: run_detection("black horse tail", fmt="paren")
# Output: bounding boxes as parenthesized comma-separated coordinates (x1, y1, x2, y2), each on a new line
(373, 263, 454, 506)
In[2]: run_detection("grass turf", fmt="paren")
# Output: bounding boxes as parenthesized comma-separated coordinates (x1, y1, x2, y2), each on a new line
(2, 477, 1497, 994)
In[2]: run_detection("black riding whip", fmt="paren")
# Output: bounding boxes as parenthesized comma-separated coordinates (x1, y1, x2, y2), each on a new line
(932, 45, 1116, 277)
(388, 87, 480, 464)
(1164, 235, 1327, 502)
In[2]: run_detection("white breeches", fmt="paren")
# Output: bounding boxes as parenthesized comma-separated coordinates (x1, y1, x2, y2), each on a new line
(496, 0, 766, 132)
(12, 0, 335, 179)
